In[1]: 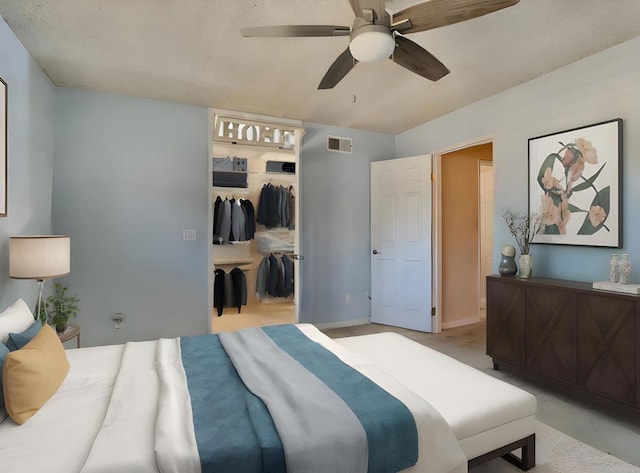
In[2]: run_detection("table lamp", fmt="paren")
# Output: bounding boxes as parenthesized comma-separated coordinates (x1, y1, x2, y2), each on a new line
(9, 235, 71, 321)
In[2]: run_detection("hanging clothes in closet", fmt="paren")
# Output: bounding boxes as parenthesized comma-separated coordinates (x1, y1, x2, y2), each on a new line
(213, 196, 256, 244)
(257, 184, 295, 230)
(255, 253, 294, 301)
(213, 267, 248, 316)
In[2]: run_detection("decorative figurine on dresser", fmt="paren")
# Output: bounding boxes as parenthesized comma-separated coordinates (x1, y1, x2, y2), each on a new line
(618, 254, 632, 284)
(609, 254, 619, 283)
(498, 245, 518, 276)
(592, 253, 638, 294)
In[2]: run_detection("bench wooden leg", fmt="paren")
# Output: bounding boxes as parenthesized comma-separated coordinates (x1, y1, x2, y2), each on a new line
(502, 434, 536, 471)
(468, 434, 535, 471)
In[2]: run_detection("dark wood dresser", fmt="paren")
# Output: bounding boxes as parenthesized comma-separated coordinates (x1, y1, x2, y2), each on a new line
(487, 275, 640, 412)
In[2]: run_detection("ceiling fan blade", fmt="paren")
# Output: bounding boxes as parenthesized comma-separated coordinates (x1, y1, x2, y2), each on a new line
(241, 25, 350, 37)
(318, 47, 357, 89)
(348, 0, 364, 17)
(393, 0, 519, 34)
(392, 36, 450, 82)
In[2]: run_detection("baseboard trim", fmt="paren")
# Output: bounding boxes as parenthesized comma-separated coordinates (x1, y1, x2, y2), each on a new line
(442, 315, 481, 330)
(314, 318, 370, 330)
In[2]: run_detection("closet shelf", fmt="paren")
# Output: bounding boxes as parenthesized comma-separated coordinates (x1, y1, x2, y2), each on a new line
(212, 141, 295, 157)
(212, 186, 251, 194)
(213, 257, 254, 266)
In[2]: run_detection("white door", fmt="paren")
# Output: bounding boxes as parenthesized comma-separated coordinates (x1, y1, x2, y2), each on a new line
(371, 155, 432, 332)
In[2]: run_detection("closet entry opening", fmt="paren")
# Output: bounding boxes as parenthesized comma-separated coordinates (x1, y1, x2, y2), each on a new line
(209, 111, 304, 333)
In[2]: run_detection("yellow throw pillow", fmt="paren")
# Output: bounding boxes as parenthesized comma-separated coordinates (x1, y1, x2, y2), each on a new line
(2, 324, 70, 424)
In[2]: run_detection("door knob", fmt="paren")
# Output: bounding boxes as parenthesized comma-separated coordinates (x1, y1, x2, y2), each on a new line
(372, 249, 381, 255)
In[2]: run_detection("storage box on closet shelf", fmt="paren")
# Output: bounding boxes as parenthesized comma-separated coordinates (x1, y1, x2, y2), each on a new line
(255, 230, 294, 254)
(212, 156, 248, 188)
(212, 156, 247, 171)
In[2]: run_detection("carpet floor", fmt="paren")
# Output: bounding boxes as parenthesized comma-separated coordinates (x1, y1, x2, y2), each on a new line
(477, 421, 640, 473)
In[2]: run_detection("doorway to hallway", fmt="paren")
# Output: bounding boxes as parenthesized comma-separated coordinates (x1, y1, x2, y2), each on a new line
(437, 142, 494, 329)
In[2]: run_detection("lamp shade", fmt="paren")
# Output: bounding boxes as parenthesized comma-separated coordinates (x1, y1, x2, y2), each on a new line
(9, 236, 71, 279)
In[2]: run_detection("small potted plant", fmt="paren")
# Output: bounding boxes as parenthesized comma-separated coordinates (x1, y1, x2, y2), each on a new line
(46, 282, 80, 333)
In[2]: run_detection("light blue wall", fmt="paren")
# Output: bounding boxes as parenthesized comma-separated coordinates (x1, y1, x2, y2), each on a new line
(396, 36, 640, 283)
(0, 16, 56, 311)
(299, 123, 395, 325)
(53, 88, 209, 346)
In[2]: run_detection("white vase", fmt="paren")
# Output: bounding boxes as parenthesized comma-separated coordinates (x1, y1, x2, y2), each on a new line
(618, 254, 632, 284)
(609, 254, 619, 283)
(519, 254, 533, 279)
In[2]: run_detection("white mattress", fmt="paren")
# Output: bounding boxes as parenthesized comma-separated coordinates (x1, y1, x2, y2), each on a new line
(0, 344, 124, 473)
(335, 332, 537, 460)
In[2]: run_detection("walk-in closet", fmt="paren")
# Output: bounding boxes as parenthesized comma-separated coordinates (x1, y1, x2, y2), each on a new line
(209, 110, 304, 333)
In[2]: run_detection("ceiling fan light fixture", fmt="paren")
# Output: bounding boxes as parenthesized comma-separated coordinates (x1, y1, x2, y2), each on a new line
(349, 24, 395, 62)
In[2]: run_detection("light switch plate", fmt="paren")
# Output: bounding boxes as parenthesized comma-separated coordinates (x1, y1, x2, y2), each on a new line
(183, 229, 196, 240)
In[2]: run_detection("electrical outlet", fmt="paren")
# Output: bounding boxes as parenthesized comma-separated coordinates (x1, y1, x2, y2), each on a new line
(112, 312, 125, 329)
(183, 229, 196, 240)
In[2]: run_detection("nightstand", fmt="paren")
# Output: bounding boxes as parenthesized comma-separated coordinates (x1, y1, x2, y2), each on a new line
(57, 324, 80, 348)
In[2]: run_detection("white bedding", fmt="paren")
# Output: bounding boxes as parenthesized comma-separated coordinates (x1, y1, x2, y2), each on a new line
(79, 341, 159, 473)
(0, 344, 124, 473)
(0, 325, 470, 473)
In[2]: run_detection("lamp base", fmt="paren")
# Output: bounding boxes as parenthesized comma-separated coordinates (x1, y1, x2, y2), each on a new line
(34, 279, 47, 323)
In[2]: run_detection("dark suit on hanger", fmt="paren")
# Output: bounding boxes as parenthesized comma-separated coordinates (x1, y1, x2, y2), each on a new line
(268, 253, 280, 297)
(216, 198, 231, 244)
(214, 268, 226, 316)
(282, 254, 294, 298)
(213, 196, 222, 243)
(241, 199, 256, 240)
(230, 268, 247, 313)
(230, 198, 246, 242)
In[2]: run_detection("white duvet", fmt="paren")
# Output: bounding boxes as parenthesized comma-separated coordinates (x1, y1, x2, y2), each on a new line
(0, 324, 466, 473)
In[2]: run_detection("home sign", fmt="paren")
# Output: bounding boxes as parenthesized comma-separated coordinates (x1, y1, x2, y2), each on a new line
(214, 116, 296, 149)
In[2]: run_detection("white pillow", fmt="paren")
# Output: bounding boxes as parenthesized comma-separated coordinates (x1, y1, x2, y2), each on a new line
(0, 299, 35, 344)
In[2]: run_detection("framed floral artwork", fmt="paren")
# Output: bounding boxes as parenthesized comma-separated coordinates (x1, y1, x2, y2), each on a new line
(528, 118, 622, 247)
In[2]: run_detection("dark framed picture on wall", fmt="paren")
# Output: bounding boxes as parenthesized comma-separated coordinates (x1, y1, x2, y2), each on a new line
(528, 118, 622, 248)
(0, 77, 6, 217)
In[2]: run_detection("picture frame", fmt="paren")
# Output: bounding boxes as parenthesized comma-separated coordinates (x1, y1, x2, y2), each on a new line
(528, 118, 622, 248)
(0, 77, 6, 217)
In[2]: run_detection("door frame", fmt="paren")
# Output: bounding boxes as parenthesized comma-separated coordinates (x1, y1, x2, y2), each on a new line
(431, 135, 494, 333)
(478, 159, 494, 313)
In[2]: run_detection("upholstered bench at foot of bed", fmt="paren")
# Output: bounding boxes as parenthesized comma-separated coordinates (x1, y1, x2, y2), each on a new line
(335, 333, 537, 471)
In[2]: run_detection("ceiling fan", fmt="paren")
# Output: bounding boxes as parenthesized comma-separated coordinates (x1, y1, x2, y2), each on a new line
(241, 0, 519, 89)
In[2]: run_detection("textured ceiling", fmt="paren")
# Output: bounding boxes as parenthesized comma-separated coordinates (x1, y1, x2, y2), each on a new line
(1, 0, 640, 134)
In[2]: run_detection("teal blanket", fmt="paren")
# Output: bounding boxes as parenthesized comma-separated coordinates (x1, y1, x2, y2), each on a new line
(179, 325, 418, 473)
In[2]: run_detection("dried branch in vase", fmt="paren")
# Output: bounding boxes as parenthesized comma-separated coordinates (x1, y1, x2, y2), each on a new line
(502, 209, 544, 255)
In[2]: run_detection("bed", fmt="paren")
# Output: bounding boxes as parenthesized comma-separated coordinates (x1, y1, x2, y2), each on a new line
(0, 316, 536, 473)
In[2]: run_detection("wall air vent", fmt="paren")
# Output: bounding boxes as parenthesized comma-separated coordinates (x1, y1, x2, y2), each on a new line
(327, 135, 353, 154)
